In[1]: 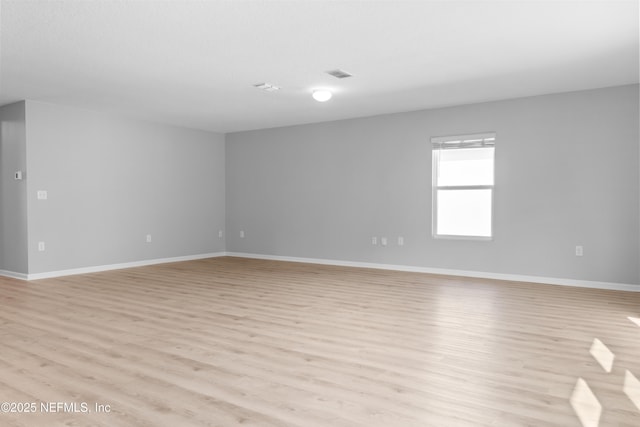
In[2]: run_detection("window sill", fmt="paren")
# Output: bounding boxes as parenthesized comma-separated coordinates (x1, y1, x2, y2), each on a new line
(433, 234, 493, 241)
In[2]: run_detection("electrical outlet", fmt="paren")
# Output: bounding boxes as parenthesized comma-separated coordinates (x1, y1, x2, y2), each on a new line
(37, 190, 48, 200)
(575, 245, 583, 256)
(398, 236, 404, 246)
(240, 230, 245, 238)
(371, 236, 377, 246)
(38, 241, 45, 252)
(381, 237, 388, 247)
(146, 234, 152, 243)
(218, 230, 224, 238)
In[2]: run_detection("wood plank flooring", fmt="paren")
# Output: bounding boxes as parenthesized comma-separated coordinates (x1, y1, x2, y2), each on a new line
(0, 256, 639, 426)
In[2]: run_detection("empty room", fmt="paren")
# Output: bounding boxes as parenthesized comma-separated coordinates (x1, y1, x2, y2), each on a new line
(1, 1, 639, 426)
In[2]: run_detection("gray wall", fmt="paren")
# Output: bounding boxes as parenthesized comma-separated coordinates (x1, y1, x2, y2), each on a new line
(25, 101, 225, 274)
(0, 102, 28, 274)
(226, 85, 640, 285)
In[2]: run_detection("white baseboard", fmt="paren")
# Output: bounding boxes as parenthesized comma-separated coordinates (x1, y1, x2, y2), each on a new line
(24, 252, 227, 280)
(5, 251, 638, 292)
(0, 269, 29, 280)
(226, 252, 640, 292)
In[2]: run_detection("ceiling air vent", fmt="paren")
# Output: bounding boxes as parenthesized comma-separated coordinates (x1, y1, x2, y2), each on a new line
(253, 83, 280, 92)
(326, 69, 353, 79)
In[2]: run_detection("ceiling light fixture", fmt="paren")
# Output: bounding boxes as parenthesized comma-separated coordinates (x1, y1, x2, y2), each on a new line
(312, 90, 332, 102)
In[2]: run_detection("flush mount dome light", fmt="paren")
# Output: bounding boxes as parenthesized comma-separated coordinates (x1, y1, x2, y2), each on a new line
(312, 90, 332, 102)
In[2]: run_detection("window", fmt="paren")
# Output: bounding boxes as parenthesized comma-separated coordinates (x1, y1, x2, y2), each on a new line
(432, 132, 495, 239)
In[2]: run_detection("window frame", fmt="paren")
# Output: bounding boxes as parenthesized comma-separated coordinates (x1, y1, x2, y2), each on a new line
(431, 133, 496, 241)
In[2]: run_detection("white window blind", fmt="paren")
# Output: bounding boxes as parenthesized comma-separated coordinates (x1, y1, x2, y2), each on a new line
(432, 133, 496, 239)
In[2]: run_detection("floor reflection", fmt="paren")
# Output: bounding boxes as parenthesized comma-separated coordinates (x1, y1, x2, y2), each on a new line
(623, 370, 640, 411)
(589, 338, 615, 373)
(570, 378, 602, 427)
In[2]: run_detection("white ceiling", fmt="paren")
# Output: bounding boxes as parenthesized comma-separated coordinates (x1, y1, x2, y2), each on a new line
(1, 0, 638, 133)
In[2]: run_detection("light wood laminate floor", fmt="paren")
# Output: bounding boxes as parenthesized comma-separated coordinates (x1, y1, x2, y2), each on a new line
(0, 257, 639, 426)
